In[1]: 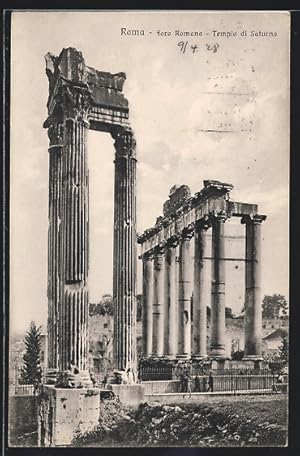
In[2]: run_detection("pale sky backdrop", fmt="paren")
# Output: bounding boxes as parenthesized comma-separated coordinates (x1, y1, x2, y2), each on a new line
(10, 11, 290, 334)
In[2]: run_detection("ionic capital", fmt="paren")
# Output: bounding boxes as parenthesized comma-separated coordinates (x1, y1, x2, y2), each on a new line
(152, 242, 166, 257)
(142, 251, 154, 261)
(180, 223, 195, 241)
(112, 127, 136, 160)
(241, 214, 267, 225)
(166, 235, 180, 249)
(195, 215, 211, 232)
(209, 211, 227, 225)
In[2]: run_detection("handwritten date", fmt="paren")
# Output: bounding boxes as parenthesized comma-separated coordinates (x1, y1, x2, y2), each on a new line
(178, 41, 220, 54)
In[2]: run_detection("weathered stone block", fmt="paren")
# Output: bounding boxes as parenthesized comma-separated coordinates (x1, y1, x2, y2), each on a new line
(39, 385, 100, 447)
(108, 384, 145, 406)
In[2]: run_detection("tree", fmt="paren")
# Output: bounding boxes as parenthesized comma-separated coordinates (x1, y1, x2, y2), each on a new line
(101, 294, 114, 316)
(89, 294, 114, 316)
(262, 294, 288, 319)
(20, 321, 42, 388)
(89, 293, 143, 319)
(278, 336, 289, 365)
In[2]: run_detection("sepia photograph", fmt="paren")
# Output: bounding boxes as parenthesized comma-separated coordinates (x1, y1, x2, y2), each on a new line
(8, 10, 289, 448)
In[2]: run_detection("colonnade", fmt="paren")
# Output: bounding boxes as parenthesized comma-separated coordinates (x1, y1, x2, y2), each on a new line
(141, 213, 265, 360)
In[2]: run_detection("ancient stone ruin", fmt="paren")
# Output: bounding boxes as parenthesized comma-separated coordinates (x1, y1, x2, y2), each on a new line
(41, 48, 267, 446)
(138, 181, 266, 363)
(44, 47, 137, 387)
(40, 48, 139, 445)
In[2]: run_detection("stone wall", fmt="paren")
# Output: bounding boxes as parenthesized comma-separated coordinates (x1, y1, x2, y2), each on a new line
(9, 395, 38, 446)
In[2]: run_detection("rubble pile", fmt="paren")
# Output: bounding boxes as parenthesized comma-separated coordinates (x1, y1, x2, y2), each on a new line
(73, 398, 287, 447)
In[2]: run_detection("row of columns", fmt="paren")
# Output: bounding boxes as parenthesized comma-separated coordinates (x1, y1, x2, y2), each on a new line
(142, 213, 265, 360)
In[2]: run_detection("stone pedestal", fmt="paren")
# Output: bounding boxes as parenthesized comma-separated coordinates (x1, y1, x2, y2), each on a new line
(38, 385, 100, 447)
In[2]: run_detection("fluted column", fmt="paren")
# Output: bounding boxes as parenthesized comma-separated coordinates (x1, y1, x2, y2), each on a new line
(210, 213, 226, 358)
(112, 127, 137, 371)
(164, 237, 179, 357)
(152, 245, 165, 356)
(142, 252, 153, 356)
(242, 214, 266, 358)
(44, 74, 93, 386)
(45, 121, 64, 379)
(177, 226, 194, 358)
(59, 114, 90, 377)
(193, 217, 211, 358)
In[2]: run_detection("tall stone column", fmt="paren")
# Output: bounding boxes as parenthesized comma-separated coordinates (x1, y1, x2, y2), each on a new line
(152, 245, 165, 356)
(142, 252, 153, 356)
(177, 227, 193, 358)
(59, 88, 92, 385)
(45, 120, 64, 381)
(242, 214, 266, 358)
(164, 237, 179, 357)
(44, 62, 93, 386)
(210, 213, 226, 358)
(112, 127, 137, 371)
(193, 217, 211, 358)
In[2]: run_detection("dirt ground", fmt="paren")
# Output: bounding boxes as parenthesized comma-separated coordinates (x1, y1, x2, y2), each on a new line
(73, 393, 288, 447)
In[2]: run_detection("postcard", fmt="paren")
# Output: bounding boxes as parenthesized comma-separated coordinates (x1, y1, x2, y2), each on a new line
(8, 10, 289, 448)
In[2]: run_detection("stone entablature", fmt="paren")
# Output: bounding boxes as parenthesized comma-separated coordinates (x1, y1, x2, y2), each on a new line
(45, 47, 129, 130)
(138, 180, 260, 256)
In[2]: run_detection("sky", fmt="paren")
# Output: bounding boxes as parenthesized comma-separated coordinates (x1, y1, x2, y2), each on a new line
(10, 11, 290, 334)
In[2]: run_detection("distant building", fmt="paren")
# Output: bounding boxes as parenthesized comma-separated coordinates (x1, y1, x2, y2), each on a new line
(88, 312, 288, 367)
(262, 328, 288, 355)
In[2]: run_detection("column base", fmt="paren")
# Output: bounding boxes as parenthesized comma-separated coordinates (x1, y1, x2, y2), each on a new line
(191, 354, 207, 361)
(149, 354, 170, 360)
(243, 355, 263, 361)
(55, 370, 93, 389)
(45, 368, 58, 385)
(209, 345, 226, 359)
(242, 355, 263, 369)
(38, 385, 100, 447)
(162, 354, 177, 360)
(176, 354, 191, 360)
